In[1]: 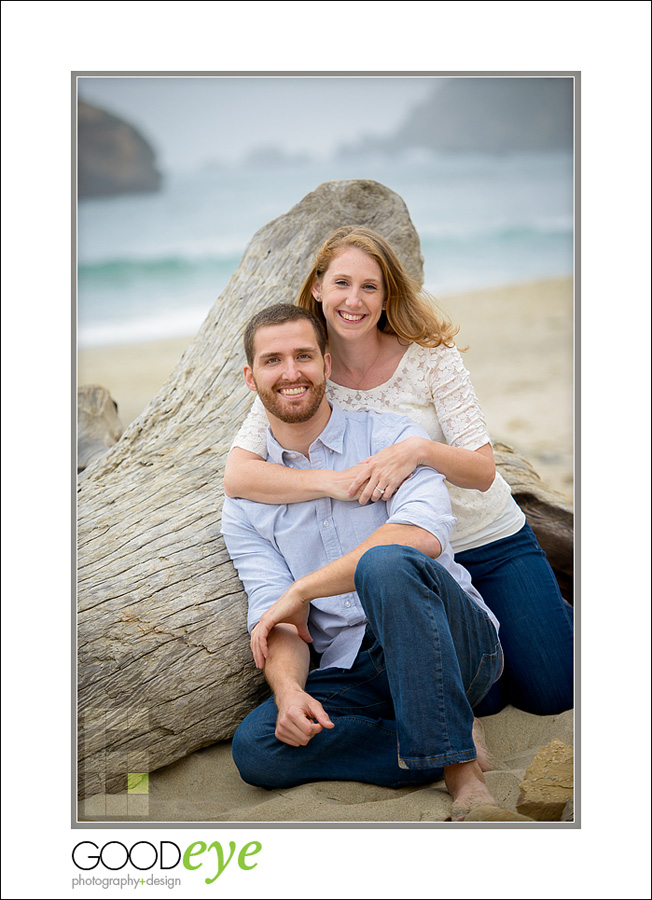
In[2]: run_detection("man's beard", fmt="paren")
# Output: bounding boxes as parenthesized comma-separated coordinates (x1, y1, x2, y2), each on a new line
(256, 377, 327, 424)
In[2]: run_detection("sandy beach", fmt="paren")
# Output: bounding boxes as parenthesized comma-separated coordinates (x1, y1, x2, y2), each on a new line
(80, 706, 573, 823)
(78, 277, 575, 823)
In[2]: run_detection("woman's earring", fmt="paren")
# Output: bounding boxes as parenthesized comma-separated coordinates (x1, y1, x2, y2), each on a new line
(315, 296, 322, 303)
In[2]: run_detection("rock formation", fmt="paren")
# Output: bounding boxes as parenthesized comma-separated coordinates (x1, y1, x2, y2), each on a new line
(516, 738, 574, 820)
(342, 77, 574, 157)
(78, 385, 124, 473)
(78, 100, 162, 199)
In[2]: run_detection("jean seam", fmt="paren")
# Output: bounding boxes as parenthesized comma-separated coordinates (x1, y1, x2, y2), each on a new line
(314, 659, 387, 705)
(326, 700, 388, 713)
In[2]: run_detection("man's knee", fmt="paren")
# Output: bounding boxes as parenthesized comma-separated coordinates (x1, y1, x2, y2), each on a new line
(231, 705, 282, 789)
(355, 544, 425, 592)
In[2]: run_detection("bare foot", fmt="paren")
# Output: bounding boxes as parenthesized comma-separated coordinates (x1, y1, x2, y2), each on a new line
(472, 718, 492, 773)
(444, 759, 495, 821)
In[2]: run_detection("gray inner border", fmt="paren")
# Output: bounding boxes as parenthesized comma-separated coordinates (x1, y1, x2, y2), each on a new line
(72, 69, 580, 830)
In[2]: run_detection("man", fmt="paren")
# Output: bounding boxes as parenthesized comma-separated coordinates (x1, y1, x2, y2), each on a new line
(221, 304, 503, 819)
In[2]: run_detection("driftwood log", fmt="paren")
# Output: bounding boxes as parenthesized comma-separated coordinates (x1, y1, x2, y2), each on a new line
(493, 442, 574, 602)
(77, 179, 573, 801)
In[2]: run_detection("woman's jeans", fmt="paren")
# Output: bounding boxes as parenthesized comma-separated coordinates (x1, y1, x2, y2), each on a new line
(456, 522, 574, 717)
(232, 545, 502, 790)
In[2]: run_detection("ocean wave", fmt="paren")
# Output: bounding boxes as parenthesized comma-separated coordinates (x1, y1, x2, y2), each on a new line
(419, 217, 573, 242)
(78, 251, 242, 282)
(78, 306, 208, 348)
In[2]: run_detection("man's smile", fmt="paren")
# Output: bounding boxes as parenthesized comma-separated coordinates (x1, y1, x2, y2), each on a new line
(277, 385, 310, 396)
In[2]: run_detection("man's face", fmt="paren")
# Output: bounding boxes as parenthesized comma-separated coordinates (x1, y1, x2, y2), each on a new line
(244, 319, 331, 424)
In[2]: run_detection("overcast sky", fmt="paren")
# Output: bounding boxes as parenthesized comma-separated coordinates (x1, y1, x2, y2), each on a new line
(77, 75, 440, 172)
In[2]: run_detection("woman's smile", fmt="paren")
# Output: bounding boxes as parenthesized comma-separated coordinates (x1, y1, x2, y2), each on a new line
(337, 310, 368, 323)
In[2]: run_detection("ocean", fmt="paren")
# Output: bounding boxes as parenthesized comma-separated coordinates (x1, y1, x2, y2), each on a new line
(77, 150, 573, 348)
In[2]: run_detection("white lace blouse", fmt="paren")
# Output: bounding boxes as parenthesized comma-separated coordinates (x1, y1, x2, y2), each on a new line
(232, 342, 524, 552)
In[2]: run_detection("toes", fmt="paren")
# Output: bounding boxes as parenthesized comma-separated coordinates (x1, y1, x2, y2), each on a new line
(449, 804, 469, 821)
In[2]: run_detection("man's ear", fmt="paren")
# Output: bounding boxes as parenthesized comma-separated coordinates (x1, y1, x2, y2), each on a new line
(244, 365, 257, 392)
(323, 352, 332, 380)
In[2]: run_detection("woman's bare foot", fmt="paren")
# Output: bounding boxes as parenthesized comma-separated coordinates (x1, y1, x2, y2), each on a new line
(444, 759, 495, 821)
(472, 718, 492, 772)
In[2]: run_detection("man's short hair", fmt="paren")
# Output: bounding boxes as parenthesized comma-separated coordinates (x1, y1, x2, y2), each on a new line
(243, 304, 327, 366)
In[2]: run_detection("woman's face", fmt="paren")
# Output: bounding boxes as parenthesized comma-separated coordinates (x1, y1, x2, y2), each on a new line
(312, 247, 387, 342)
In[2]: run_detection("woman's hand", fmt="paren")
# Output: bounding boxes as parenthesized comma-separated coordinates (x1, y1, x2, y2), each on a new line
(250, 585, 312, 669)
(322, 462, 376, 502)
(346, 437, 428, 505)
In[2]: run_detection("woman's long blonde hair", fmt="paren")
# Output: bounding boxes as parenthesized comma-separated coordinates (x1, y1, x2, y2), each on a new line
(297, 226, 459, 348)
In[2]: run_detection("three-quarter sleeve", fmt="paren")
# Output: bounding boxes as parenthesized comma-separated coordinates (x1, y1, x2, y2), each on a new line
(424, 344, 491, 450)
(230, 395, 269, 457)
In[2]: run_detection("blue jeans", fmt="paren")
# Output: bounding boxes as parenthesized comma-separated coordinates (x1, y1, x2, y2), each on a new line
(455, 522, 574, 717)
(232, 545, 502, 789)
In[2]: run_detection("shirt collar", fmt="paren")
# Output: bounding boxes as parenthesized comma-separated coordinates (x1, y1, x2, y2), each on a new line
(266, 402, 347, 464)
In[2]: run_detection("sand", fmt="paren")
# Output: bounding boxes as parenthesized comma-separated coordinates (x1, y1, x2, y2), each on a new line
(79, 706, 574, 823)
(77, 277, 575, 823)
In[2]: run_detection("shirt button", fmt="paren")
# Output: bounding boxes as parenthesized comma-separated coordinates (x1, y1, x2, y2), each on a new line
(344, 601, 351, 608)
(323, 520, 329, 527)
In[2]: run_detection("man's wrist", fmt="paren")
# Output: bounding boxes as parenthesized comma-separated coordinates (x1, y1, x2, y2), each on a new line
(273, 683, 307, 708)
(290, 577, 314, 605)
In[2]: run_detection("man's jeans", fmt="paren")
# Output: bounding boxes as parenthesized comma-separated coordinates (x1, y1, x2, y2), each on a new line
(232, 545, 502, 789)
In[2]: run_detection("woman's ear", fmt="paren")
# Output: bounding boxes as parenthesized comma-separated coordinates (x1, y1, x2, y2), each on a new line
(311, 278, 322, 302)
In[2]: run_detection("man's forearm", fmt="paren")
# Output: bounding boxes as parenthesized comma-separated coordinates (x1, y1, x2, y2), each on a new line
(249, 523, 441, 669)
(262, 624, 311, 700)
(293, 523, 440, 605)
(257, 624, 334, 746)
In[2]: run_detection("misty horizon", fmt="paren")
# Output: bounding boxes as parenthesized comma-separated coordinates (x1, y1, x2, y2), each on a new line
(77, 76, 442, 173)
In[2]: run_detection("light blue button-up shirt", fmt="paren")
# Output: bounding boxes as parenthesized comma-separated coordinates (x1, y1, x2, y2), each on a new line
(221, 403, 499, 671)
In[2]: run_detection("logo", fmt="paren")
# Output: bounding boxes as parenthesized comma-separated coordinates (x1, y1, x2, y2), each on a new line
(72, 839, 262, 887)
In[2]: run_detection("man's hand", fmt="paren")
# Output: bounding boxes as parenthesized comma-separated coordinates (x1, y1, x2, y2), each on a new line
(322, 462, 374, 502)
(274, 688, 334, 746)
(346, 437, 427, 505)
(251, 584, 312, 669)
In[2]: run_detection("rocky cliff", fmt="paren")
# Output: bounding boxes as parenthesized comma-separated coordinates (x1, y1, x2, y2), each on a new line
(343, 77, 574, 157)
(78, 100, 162, 199)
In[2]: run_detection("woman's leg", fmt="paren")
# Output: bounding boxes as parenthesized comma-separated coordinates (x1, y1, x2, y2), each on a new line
(456, 522, 574, 716)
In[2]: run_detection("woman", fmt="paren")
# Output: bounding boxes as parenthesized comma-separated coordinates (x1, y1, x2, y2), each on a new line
(224, 226, 573, 717)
